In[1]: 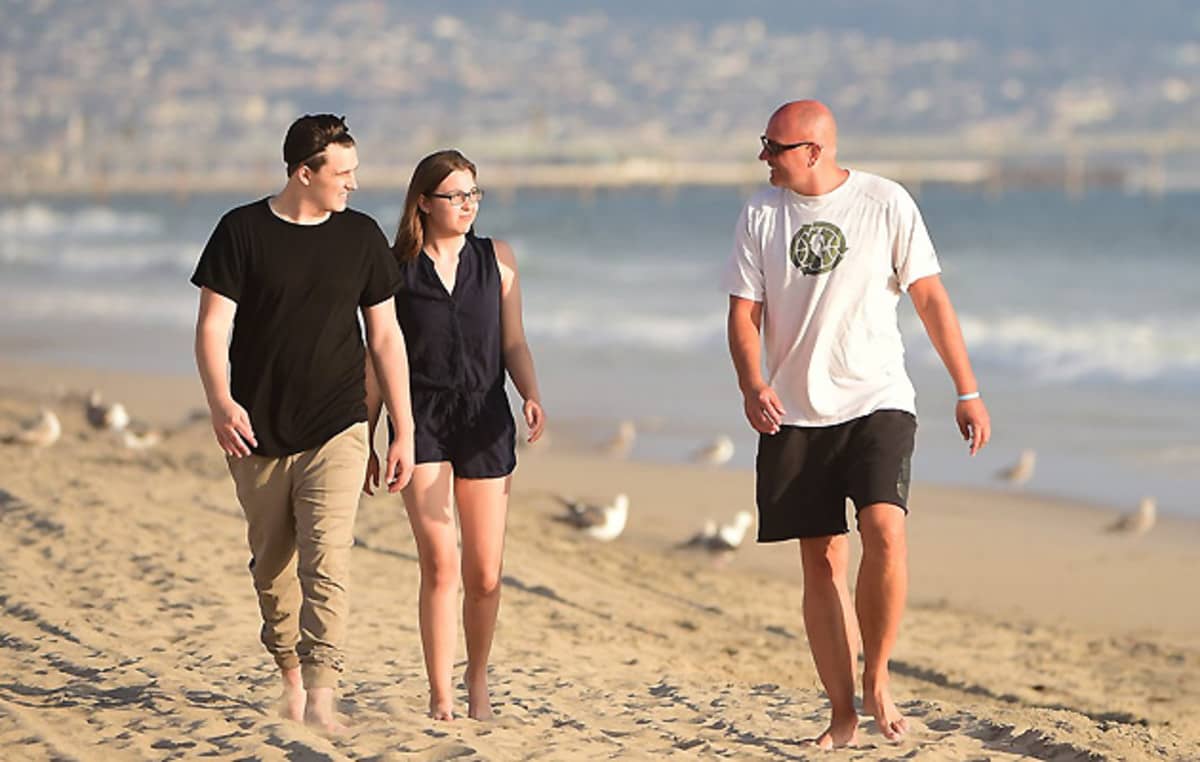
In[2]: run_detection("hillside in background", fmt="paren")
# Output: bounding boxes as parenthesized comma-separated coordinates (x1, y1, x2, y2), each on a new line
(3, 1, 1199, 189)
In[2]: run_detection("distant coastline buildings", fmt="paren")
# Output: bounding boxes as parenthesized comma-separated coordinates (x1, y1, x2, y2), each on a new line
(4, 4, 1199, 197)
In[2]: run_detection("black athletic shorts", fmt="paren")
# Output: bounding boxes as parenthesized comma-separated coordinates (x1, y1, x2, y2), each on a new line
(755, 409, 916, 541)
(393, 384, 516, 479)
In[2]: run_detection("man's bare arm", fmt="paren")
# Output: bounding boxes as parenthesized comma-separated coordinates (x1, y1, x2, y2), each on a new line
(195, 287, 257, 456)
(728, 295, 785, 434)
(908, 274, 991, 455)
(362, 299, 415, 491)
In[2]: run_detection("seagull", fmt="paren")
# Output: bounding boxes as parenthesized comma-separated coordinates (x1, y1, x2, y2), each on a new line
(85, 389, 129, 431)
(677, 519, 719, 549)
(4, 409, 62, 448)
(689, 435, 734, 466)
(599, 420, 636, 459)
(1106, 496, 1156, 536)
(679, 511, 754, 552)
(554, 493, 629, 541)
(713, 510, 754, 550)
(995, 449, 1036, 486)
(121, 427, 163, 450)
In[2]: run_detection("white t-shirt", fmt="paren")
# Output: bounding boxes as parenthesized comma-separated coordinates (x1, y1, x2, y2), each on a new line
(724, 169, 940, 426)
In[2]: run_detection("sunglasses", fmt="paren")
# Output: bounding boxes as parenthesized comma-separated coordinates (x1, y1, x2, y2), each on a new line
(760, 135, 819, 156)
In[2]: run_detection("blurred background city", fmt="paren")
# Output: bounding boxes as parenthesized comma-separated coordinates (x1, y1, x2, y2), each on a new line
(2, 1, 1199, 517)
(5, 0, 1200, 195)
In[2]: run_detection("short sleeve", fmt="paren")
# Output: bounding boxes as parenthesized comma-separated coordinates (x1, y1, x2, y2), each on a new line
(724, 204, 765, 302)
(359, 221, 402, 307)
(190, 215, 244, 302)
(891, 188, 941, 292)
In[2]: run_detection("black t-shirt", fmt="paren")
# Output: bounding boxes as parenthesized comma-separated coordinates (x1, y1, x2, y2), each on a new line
(191, 198, 402, 457)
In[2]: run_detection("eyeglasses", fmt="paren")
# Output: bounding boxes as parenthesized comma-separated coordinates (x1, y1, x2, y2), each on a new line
(428, 187, 484, 205)
(760, 135, 819, 156)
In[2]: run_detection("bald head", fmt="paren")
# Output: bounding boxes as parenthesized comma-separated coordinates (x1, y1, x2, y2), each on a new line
(759, 100, 847, 194)
(769, 100, 838, 151)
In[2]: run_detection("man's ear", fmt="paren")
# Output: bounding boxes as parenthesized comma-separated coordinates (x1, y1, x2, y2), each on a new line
(298, 166, 312, 186)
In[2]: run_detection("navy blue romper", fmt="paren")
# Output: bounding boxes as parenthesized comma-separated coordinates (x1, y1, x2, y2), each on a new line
(392, 233, 516, 478)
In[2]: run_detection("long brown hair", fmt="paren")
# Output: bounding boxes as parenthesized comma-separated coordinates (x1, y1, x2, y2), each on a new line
(393, 149, 477, 263)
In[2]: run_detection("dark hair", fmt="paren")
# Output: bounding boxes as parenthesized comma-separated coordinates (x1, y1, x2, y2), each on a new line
(283, 114, 355, 176)
(393, 150, 478, 263)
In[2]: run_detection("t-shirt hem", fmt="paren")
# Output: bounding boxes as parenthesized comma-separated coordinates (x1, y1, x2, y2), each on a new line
(251, 415, 368, 458)
(779, 403, 917, 429)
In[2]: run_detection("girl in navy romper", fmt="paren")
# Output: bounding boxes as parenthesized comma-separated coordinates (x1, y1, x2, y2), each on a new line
(363, 150, 546, 721)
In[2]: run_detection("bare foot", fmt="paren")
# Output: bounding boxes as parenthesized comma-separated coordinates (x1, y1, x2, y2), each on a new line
(429, 699, 455, 721)
(304, 711, 349, 735)
(809, 712, 859, 749)
(863, 679, 908, 742)
(280, 668, 305, 722)
(465, 666, 493, 720)
(304, 687, 349, 735)
(281, 687, 306, 722)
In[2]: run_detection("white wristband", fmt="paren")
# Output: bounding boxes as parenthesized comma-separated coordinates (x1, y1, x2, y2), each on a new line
(957, 391, 981, 402)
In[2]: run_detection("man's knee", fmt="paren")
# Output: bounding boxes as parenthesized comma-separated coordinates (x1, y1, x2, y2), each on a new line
(294, 540, 352, 592)
(249, 548, 297, 586)
(858, 504, 907, 557)
(800, 536, 849, 581)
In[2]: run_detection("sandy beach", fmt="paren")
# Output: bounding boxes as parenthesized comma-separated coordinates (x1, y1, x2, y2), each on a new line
(1, 361, 1198, 761)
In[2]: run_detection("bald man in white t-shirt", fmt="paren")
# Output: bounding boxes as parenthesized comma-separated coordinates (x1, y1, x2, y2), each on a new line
(725, 100, 991, 749)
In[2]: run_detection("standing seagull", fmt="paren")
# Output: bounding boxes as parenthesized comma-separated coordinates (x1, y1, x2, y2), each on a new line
(677, 519, 719, 549)
(1106, 496, 1157, 536)
(678, 511, 754, 552)
(599, 420, 637, 459)
(689, 435, 735, 466)
(555, 493, 629, 541)
(713, 510, 754, 550)
(995, 449, 1036, 486)
(85, 389, 130, 431)
(121, 427, 164, 450)
(4, 409, 62, 448)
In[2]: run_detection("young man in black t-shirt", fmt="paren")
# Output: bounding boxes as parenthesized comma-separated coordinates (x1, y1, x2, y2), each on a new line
(192, 115, 414, 733)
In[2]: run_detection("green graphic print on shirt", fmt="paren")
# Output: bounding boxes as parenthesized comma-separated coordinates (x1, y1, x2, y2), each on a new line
(789, 221, 848, 275)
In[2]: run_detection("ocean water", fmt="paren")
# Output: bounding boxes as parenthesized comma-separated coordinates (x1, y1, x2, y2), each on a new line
(2, 184, 1198, 518)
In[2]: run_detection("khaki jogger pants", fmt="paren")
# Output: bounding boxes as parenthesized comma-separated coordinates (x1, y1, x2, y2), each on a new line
(226, 422, 368, 690)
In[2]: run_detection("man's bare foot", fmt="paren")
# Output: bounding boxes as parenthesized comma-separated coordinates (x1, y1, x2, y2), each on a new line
(281, 688, 306, 722)
(465, 666, 493, 720)
(304, 687, 349, 735)
(863, 679, 908, 741)
(809, 711, 859, 749)
(280, 668, 305, 722)
(429, 698, 455, 721)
